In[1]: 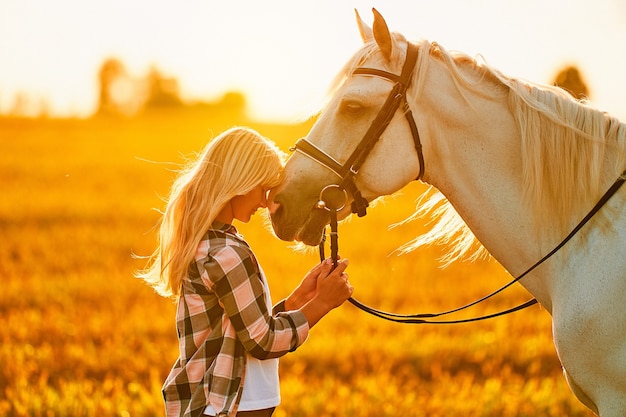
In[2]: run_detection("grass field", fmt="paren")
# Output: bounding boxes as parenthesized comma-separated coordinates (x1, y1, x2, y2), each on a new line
(0, 113, 595, 416)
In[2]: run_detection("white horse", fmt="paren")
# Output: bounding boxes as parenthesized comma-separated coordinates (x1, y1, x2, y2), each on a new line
(268, 9, 626, 417)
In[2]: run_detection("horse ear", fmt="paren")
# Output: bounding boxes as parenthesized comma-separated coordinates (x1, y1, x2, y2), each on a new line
(355, 9, 373, 43)
(372, 8, 393, 61)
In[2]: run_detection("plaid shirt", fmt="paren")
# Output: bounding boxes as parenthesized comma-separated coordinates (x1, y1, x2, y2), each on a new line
(163, 222, 310, 417)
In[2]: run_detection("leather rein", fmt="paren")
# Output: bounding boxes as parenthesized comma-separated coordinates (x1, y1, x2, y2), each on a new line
(291, 41, 626, 324)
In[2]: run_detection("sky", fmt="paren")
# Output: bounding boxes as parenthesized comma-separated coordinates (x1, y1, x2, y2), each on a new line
(1, 0, 626, 122)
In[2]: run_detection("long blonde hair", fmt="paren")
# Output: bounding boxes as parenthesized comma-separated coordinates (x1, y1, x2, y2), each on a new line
(137, 127, 285, 298)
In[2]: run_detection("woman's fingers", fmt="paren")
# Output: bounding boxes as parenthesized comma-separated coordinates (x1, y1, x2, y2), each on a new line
(329, 259, 349, 276)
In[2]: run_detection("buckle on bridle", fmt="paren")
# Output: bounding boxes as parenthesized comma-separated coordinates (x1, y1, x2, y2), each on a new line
(316, 184, 348, 211)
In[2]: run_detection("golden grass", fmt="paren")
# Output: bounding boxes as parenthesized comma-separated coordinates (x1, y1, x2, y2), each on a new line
(0, 114, 594, 416)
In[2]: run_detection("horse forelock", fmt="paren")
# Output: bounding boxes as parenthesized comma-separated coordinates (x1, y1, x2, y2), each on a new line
(325, 42, 386, 100)
(325, 34, 411, 101)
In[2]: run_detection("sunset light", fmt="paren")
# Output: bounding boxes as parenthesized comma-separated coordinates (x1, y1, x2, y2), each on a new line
(2, 1, 625, 415)
(1, 0, 625, 122)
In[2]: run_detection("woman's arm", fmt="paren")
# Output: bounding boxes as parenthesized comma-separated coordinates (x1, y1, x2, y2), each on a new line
(203, 245, 309, 359)
(204, 246, 352, 358)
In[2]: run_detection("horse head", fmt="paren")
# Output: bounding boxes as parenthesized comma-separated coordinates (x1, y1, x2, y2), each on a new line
(269, 9, 423, 245)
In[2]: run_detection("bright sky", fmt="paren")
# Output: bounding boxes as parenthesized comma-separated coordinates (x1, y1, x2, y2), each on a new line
(1, 0, 625, 122)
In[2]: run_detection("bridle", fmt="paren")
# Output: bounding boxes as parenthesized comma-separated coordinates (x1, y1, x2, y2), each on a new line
(290, 41, 626, 324)
(291, 42, 424, 218)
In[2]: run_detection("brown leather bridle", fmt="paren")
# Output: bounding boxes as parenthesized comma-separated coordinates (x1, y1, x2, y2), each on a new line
(291, 42, 424, 217)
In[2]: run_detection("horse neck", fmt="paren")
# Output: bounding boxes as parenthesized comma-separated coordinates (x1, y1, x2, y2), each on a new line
(414, 60, 554, 304)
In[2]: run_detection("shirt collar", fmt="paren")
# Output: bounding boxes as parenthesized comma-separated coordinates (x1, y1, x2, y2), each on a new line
(211, 220, 239, 236)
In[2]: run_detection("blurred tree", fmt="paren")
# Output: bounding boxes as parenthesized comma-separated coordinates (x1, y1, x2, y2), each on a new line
(95, 58, 247, 118)
(97, 58, 127, 115)
(144, 66, 183, 108)
(9, 92, 29, 117)
(552, 65, 590, 100)
(218, 91, 246, 117)
(37, 97, 50, 119)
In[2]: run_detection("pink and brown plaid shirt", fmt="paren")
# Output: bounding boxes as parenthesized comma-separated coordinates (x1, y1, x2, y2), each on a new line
(162, 222, 310, 417)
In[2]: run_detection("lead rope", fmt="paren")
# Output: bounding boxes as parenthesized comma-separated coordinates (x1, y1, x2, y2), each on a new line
(318, 204, 537, 324)
(319, 170, 626, 324)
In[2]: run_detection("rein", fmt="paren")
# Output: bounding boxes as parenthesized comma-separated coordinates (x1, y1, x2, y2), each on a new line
(318, 169, 625, 324)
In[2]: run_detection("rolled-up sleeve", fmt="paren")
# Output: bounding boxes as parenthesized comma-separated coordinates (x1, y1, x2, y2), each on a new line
(202, 245, 309, 360)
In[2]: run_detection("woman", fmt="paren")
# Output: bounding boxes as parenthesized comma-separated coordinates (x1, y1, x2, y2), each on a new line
(137, 127, 353, 417)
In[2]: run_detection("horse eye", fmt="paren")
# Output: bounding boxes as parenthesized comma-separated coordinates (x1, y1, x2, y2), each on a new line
(339, 100, 365, 116)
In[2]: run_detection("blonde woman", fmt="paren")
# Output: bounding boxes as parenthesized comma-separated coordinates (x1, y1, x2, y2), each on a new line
(138, 127, 353, 417)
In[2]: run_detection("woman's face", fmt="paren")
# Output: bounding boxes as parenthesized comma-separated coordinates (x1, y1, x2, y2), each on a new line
(231, 184, 269, 223)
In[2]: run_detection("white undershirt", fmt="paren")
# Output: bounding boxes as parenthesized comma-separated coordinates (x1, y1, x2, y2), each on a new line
(203, 355, 280, 415)
(204, 265, 280, 415)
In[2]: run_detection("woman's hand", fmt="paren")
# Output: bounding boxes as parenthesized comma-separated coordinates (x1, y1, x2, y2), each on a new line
(299, 258, 353, 327)
(314, 259, 353, 310)
(285, 258, 334, 310)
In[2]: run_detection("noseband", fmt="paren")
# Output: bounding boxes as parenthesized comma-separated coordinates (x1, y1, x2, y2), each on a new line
(291, 42, 424, 217)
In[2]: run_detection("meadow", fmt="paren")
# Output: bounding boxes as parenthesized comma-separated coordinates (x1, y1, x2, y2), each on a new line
(0, 113, 595, 416)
